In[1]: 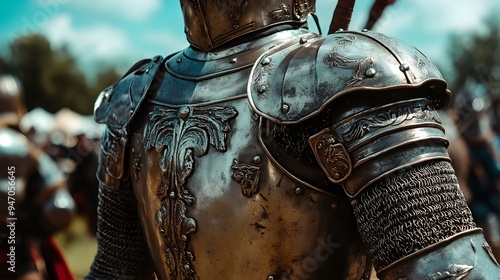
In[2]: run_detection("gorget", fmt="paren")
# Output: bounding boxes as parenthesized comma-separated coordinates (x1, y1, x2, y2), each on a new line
(127, 29, 371, 280)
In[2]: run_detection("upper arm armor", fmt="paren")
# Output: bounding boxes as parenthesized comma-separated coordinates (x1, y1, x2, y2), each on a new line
(93, 55, 164, 185)
(248, 30, 453, 197)
(248, 30, 451, 124)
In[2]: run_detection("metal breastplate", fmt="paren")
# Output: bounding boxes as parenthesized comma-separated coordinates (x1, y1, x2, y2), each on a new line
(127, 30, 370, 280)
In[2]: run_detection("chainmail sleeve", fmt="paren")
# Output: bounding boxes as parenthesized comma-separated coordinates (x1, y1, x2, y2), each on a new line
(351, 160, 476, 270)
(85, 179, 155, 279)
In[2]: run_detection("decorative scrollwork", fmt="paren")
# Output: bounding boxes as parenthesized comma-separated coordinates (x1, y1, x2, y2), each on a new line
(268, 3, 291, 20)
(342, 104, 441, 143)
(310, 133, 352, 183)
(144, 105, 238, 280)
(323, 47, 375, 89)
(231, 159, 261, 197)
(428, 263, 473, 280)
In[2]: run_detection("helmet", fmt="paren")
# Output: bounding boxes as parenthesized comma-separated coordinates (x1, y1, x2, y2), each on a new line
(0, 75, 26, 127)
(180, 0, 316, 51)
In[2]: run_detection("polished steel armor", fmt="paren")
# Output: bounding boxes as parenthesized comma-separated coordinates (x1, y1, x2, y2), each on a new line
(180, 0, 316, 51)
(87, 1, 500, 279)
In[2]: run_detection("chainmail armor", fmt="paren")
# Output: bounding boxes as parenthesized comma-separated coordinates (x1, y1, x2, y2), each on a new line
(86, 180, 154, 279)
(272, 106, 334, 166)
(351, 160, 477, 270)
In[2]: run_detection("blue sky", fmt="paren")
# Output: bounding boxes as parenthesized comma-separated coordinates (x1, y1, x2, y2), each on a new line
(0, 0, 499, 79)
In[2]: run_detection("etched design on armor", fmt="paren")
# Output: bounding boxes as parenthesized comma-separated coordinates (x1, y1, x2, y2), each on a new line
(483, 241, 500, 267)
(268, 3, 291, 20)
(309, 133, 352, 183)
(342, 104, 441, 143)
(144, 105, 238, 280)
(335, 35, 356, 48)
(294, 0, 312, 20)
(415, 52, 429, 78)
(428, 263, 473, 280)
(231, 159, 261, 197)
(323, 48, 375, 89)
(102, 129, 122, 165)
(429, 237, 476, 279)
(213, 0, 249, 27)
(131, 147, 142, 181)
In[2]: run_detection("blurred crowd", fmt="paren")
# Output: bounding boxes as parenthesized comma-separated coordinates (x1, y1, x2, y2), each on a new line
(443, 77, 500, 259)
(0, 74, 101, 280)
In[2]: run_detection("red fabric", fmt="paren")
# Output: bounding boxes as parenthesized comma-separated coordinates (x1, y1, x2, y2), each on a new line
(40, 238, 74, 280)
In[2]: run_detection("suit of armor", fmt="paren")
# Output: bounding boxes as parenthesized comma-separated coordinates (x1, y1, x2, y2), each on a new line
(87, 1, 500, 279)
(0, 75, 75, 279)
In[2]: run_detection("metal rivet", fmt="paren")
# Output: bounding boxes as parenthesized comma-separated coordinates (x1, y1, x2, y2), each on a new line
(365, 68, 376, 78)
(129, 110, 134, 115)
(253, 156, 261, 164)
(230, 58, 238, 63)
(233, 24, 239, 29)
(300, 37, 308, 44)
(176, 58, 182, 63)
(331, 202, 338, 209)
(268, 276, 275, 280)
(399, 63, 410, 72)
(261, 57, 272, 66)
(179, 107, 190, 118)
(294, 187, 303, 195)
(181, 235, 188, 241)
(282, 104, 290, 113)
(145, 69, 150, 74)
(333, 173, 340, 180)
(336, 28, 344, 32)
(362, 28, 369, 32)
(257, 85, 267, 94)
(169, 191, 176, 199)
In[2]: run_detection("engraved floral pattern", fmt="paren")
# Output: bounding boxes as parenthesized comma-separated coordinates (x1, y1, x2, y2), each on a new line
(144, 105, 238, 280)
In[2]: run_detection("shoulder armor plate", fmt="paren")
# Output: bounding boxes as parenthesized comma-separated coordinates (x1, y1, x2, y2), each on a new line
(248, 30, 451, 124)
(93, 55, 164, 182)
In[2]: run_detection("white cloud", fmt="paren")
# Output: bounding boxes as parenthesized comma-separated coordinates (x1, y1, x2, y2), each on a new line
(142, 31, 188, 56)
(41, 14, 134, 71)
(70, 0, 162, 21)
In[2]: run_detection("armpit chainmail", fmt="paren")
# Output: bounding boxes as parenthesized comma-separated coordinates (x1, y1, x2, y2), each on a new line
(272, 106, 334, 166)
(351, 160, 477, 270)
(85, 181, 154, 279)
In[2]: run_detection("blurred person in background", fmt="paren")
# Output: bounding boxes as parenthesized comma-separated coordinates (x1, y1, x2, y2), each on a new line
(0, 74, 75, 280)
(453, 78, 500, 259)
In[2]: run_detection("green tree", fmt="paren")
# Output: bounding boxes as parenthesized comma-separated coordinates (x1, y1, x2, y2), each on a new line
(6, 34, 121, 115)
(447, 15, 500, 101)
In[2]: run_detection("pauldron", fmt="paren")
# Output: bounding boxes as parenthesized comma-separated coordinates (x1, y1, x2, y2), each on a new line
(249, 30, 452, 197)
(94, 55, 165, 186)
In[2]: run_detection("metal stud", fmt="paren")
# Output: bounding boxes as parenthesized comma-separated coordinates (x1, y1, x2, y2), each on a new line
(294, 187, 303, 195)
(179, 107, 190, 119)
(300, 37, 308, 44)
(282, 104, 290, 113)
(365, 68, 377, 78)
(176, 58, 182, 63)
(230, 58, 238, 64)
(261, 57, 272, 66)
(336, 28, 344, 32)
(399, 63, 410, 72)
(253, 156, 261, 164)
(257, 85, 267, 94)
(169, 191, 176, 199)
(362, 29, 369, 32)
(268, 276, 275, 280)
